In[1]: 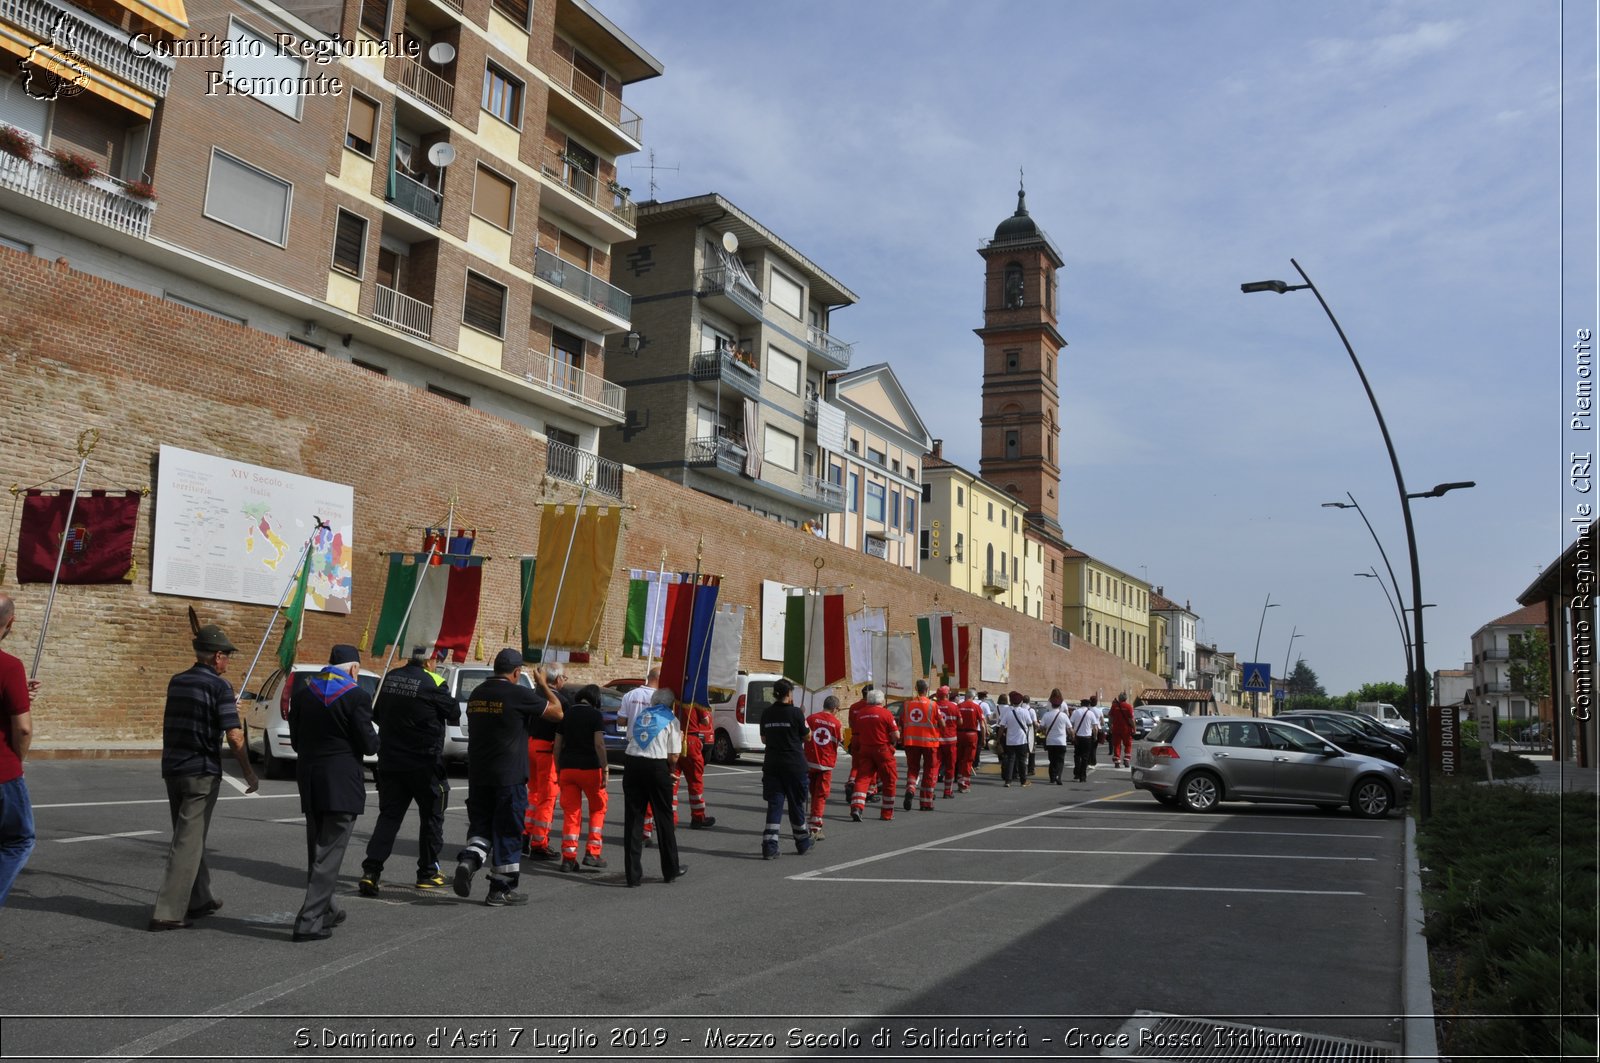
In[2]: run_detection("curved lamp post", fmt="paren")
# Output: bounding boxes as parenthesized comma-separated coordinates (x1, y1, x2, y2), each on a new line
(1242, 261, 1475, 822)
(1281, 627, 1302, 709)
(1251, 596, 1279, 718)
(1357, 569, 1414, 681)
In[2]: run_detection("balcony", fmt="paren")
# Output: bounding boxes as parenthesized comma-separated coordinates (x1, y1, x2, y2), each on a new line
(804, 474, 846, 512)
(699, 265, 764, 323)
(688, 435, 747, 477)
(532, 247, 630, 323)
(545, 439, 623, 499)
(690, 349, 762, 401)
(805, 323, 853, 370)
(371, 284, 432, 339)
(389, 56, 455, 118)
(0, 150, 154, 238)
(803, 396, 819, 425)
(1, 0, 175, 99)
(544, 50, 643, 149)
(1479, 648, 1510, 661)
(523, 348, 626, 420)
(535, 146, 636, 241)
(389, 171, 442, 227)
(984, 568, 1011, 592)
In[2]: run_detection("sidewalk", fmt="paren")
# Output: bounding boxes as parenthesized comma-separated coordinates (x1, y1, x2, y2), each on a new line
(1482, 752, 1599, 794)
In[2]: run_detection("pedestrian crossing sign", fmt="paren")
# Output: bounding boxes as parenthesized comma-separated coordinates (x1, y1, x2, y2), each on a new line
(1241, 663, 1272, 692)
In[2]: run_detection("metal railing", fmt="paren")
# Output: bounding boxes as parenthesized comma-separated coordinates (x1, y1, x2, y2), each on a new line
(371, 283, 432, 338)
(984, 568, 1011, 591)
(532, 248, 630, 320)
(0, 150, 153, 237)
(535, 146, 637, 228)
(389, 56, 454, 117)
(688, 435, 747, 475)
(805, 323, 853, 369)
(1478, 648, 1509, 662)
(803, 396, 819, 424)
(804, 474, 845, 509)
(698, 266, 764, 318)
(2, 0, 175, 97)
(545, 50, 642, 141)
(523, 348, 625, 417)
(689, 349, 762, 398)
(390, 170, 442, 226)
(545, 439, 623, 499)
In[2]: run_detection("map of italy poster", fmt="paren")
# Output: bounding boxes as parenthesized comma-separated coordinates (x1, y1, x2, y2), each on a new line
(151, 445, 354, 613)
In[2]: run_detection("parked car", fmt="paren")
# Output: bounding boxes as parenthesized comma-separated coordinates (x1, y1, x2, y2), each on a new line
(706, 672, 832, 763)
(604, 676, 646, 693)
(1131, 716, 1411, 818)
(1140, 704, 1187, 721)
(1277, 711, 1408, 766)
(241, 664, 382, 779)
(595, 685, 631, 763)
(435, 663, 537, 764)
(1324, 709, 1418, 753)
(1133, 707, 1159, 740)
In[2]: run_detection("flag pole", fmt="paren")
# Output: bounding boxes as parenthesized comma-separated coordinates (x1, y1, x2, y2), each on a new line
(798, 556, 825, 710)
(677, 536, 704, 754)
(29, 429, 98, 678)
(377, 498, 453, 697)
(538, 471, 592, 662)
(640, 546, 667, 685)
(236, 519, 326, 700)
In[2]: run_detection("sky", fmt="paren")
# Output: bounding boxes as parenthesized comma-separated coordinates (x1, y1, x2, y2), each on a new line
(599, 0, 1594, 696)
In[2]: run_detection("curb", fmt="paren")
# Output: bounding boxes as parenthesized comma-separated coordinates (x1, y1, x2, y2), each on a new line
(1403, 814, 1440, 1061)
(29, 744, 161, 760)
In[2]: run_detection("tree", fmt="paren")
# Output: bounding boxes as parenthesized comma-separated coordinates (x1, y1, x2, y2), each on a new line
(1508, 630, 1551, 703)
(1282, 660, 1330, 713)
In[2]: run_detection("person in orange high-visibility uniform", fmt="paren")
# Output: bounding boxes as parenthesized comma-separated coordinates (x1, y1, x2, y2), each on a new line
(899, 679, 941, 811)
(671, 700, 717, 830)
(847, 690, 898, 821)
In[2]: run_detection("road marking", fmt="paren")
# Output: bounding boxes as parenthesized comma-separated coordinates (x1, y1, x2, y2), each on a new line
(33, 788, 382, 811)
(219, 770, 248, 794)
(800, 875, 1364, 896)
(54, 830, 159, 844)
(271, 817, 305, 824)
(927, 846, 1375, 861)
(1002, 824, 1384, 839)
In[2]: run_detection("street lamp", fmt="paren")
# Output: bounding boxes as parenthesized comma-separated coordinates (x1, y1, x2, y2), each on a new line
(1251, 595, 1280, 718)
(1356, 569, 1413, 681)
(1242, 260, 1475, 822)
(1281, 626, 1302, 709)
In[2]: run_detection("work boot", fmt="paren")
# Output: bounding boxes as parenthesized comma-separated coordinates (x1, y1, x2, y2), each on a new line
(795, 835, 812, 855)
(761, 843, 779, 861)
(415, 871, 447, 889)
(452, 861, 476, 898)
(811, 827, 826, 841)
(484, 889, 528, 907)
(582, 854, 607, 869)
(902, 790, 913, 811)
(690, 816, 716, 829)
(559, 858, 579, 873)
(850, 809, 862, 822)
(357, 871, 380, 898)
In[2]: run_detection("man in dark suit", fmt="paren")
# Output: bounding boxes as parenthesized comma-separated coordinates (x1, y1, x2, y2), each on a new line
(288, 644, 377, 941)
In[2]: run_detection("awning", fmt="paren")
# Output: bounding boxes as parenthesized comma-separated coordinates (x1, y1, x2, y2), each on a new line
(115, 0, 189, 36)
(0, 33, 156, 119)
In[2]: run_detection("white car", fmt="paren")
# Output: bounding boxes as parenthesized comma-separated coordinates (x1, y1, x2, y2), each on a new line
(241, 664, 383, 779)
(433, 663, 536, 764)
(706, 672, 832, 763)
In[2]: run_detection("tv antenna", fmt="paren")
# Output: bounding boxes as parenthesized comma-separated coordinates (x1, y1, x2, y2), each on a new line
(631, 148, 678, 201)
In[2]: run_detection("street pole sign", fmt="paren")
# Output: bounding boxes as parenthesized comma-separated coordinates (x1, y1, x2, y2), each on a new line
(1241, 663, 1272, 693)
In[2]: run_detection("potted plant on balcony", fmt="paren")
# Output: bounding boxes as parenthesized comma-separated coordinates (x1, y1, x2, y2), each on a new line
(0, 125, 35, 162)
(49, 148, 99, 181)
(124, 179, 158, 202)
(607, 179, 630, 200)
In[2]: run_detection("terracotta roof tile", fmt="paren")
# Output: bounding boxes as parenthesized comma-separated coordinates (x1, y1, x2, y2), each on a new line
(1136, 688, 1216, 703)
(1485, 601, 1548, 628)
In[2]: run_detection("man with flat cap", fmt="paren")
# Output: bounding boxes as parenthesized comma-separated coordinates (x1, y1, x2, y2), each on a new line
(288, 644, 377, 941)
(149, 617, 258, 932)
(359, 645, 457, 896)
(454, 649, 562, 907)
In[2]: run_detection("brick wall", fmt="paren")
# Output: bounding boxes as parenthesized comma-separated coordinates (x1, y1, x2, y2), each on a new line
(0, 250, 1157, 743)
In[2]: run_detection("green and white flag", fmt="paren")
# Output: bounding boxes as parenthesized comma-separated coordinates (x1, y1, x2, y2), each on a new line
(276, 551, 312, 674)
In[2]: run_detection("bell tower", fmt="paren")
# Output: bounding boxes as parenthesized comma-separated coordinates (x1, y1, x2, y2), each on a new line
(977, 182, 1066, 538)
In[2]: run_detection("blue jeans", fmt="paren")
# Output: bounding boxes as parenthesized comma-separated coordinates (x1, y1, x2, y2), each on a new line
(0, 775, 36, 907)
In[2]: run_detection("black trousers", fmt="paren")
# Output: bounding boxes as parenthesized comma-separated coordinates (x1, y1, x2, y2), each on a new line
(363, 764, 448, 879)
(1003, 742, 1030, 783)
(1073, 735, 1095, 781)
(1046, 744, 1068, 783)
(622, 756, 680, 886)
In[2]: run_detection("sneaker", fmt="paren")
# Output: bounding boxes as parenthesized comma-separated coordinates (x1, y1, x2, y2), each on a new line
(484, 889, 528, 907)
(415, 872, 447, 889)
(559, 859, 580, 873)
(690, 816, 716, 829)
(902, 791, 912, 811)
(811, 827, 826, 841)
(795, 837, 813, 856)
(357, 874, 380, 898)
(761, 847, 779, 861)
(850, 809, 862, 822)
(452, 861, 475, 898)
(582, 854, 607, 869)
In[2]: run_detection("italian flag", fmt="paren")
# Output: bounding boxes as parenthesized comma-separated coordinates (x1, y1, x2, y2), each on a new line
(370, 552, 483, 663)
(622, 569, 679, 658)
(916, 613, 956, 676)
(782, 588, 846, 689)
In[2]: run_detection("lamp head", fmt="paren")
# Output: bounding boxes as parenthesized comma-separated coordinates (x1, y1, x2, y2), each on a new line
(1411, 480, 1476, 499)
(1241, 279, 1291, 294)
(1321, 501, 1354, 509)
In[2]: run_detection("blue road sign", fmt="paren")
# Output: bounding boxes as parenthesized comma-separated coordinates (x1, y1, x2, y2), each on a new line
(1241, 663, 1272, 693)
(1273, 687, 1286, 701)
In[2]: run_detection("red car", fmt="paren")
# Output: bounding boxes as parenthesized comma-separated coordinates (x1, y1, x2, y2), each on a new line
(604, 676, 646, 692)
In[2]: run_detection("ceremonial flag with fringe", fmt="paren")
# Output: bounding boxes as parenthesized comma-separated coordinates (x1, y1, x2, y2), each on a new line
(870, 631, 915, 695)
(622, 569, 678, 659)
(370, 552, 483, 662)
(956, 624, 972, 690)
(659, 575, 719, 706)
(783, 587, 846, 689)
(17, 489, 139, 584)
(525, 504, 621, 650)
(847, 606, 886, 685)
(275, 547, 312, 674)
(916, 613, 956, 676)
(980, 626, 1012, 684)
(706, 604, 746, 692)
(517, 559, 591, 663)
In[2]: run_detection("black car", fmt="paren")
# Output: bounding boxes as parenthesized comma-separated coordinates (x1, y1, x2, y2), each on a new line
(596, 686, 630, 764)
(1277, 711, 1407, 766)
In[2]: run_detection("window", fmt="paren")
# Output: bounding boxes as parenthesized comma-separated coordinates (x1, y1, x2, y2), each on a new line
(905, 497, 916, 534)
(890, 490, 900, 530)
(331, 210, 366, 276)
(767, 346, 800, 394)
(986, 543, 994, 577)
(956, 486, 964, 507)
(345, 92, 378, 157)
(1006, 352, 1019, 372)
(865, 482, 885, 522)
(867, 447, 885, 466)
(359, 0, 389, 36)
(482, 63, 522, 126)
(891, 459, 901, 474)
(352, 358, 388, 376)
(1005, 430, 1020, 459)
(828, 462, 842, 485)
(551, 327, 584, 393)
(848, 438, 860, 454)
(1003, 263, 1023, 307)
(428, 384, 470, 405)
(987, 502, 994, 521)
(222, 20, 307, 120)
(490, 0, 529, 28)
(921, 483, 931, 503)
(462, 271, 506, 336)
(472, 165, 515, 231)
(768, 267, 803, 319)
(204, 150, 292, 246)
(920, 530, 930, 561)
(847, 472, 859, 512)
(1013, 514, 1019, 532)
(0, 234, 30, 253)
(764, 425, 798, 471)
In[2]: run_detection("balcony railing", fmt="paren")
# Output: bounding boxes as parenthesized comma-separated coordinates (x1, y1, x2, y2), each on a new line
(805, 323, 853, 369)
(1478, 648, 1510, 662)
(1, 0, 175, 98)
(390, 170, 442, 226)
(532, 248, 631, 320)
(698, 266, 764, 319)
(545, 51, 643, 141)
(803, 396, 819, 424)
(688, 435, 747, 476)
(1051, 626, 1073, 650)
(389, 56, 454, 117)
(0, 150, 154, 237)
(984, 568, 1011, 592)
(371, 283, 432, 338)
(523, 348, 625, 417)
(804, 474, 845, 510)
(545, 439, 623, 499)
(536, 146, 637, 229)
(689, 349, 762, 400)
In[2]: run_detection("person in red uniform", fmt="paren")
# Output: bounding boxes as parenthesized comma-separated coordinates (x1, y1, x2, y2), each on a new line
(932, 686, 960, 798)
(954, 690, 987, 792)
(522, 663, 569, 860)
(1109, 692, 1136, 768)
(847, 690, 898, 821)
(672, 699, 717, 829)
(804, 695, 844, 839)
(844, 685, 880, 805)
(900, 679, 940, 811)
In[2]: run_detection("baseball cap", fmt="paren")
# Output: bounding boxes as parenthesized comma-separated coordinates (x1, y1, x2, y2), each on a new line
(493, 647, 523, 673)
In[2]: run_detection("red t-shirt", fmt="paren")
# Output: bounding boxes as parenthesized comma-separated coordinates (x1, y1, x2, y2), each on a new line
(957, 699, 984, 732)
(0, 649, 31, 783)
(934, 699, 960, 741)
(804, 711, 843, 770)
(850, 703, 897, 751)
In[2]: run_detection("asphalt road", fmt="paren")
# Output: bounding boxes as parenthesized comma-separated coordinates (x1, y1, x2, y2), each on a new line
(1, 752, 1407, 1062)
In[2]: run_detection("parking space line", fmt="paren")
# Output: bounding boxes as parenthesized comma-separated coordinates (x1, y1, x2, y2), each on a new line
(32, 793, 302, 810)
(927, 846, 1375, 861)
(271, 817, 305, 824)
(219, 770, 248, 794)
(1003, 824, 1384, 839)
(55, 830, 159, 844)
(805, 875, 1364, 896)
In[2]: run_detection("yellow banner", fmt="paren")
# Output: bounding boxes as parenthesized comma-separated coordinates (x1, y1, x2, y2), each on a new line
(525, 504, 622, 649)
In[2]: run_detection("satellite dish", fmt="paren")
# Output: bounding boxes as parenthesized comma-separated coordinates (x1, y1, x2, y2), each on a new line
(720, 231, 739, 254)
(427, 42, 456, 65)
(427, 142, 457, 168)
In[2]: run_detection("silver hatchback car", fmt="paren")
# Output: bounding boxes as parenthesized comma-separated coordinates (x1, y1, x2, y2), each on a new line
(1131, 716, 1412, 818)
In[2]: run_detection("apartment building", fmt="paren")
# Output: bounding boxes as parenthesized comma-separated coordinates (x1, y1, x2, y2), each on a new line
(1470, 600, 1548, 726)
(601, 192, 858, 527)
(1149, 588, 1198, 687)
(1060, 548, 1151, 670)
(1195, 641, 1238, 708)
(0, 0, 657, 495)
(819, 363, 930, 571)
(920, 440, 1041, 617)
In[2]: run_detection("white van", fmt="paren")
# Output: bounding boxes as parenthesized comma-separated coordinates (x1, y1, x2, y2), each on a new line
(1355, 702, 1412, 734)
(705, 672, 837, 763)
(1140, 704, 1187, 720)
